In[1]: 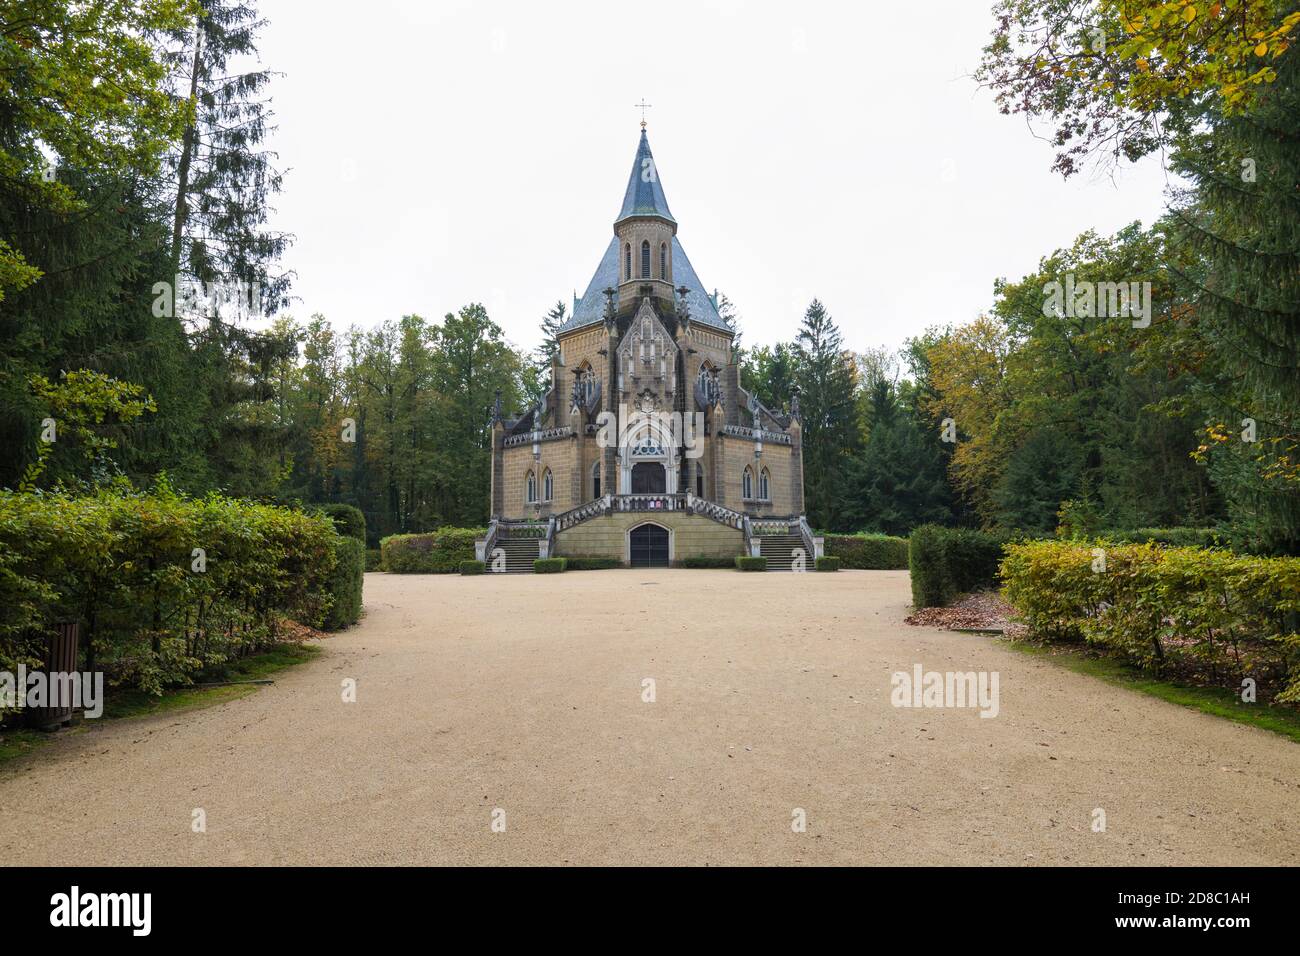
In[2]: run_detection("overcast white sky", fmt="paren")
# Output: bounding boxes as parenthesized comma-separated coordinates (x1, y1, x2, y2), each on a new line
(258, 0, 1176, 357)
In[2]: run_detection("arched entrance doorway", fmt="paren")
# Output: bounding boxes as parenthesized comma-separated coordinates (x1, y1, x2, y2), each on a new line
(629, 523, 670, 567)
(630, 461, 666, 494)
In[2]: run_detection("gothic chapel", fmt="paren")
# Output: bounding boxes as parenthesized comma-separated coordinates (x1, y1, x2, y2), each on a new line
(477, 125, 818, 571)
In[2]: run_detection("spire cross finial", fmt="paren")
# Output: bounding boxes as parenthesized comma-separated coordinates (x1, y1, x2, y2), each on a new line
(634, 99, 652, 128)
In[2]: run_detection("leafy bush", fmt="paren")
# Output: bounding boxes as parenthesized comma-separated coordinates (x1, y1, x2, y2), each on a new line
(565, 556, 621, 570)
(677, 556, 735, 569)
(815, 556, 840, 572)
(459, 560, 486, 575)
(0, 488, 338, 706)
(322, 537, 365, 630)
(824, 533, 909, 569)
(534, 557, 566, 573)
(735, 556, 767, 571)
(380, 527, 485, 573)
(1002, 540, 1300, 702)
(364, 549, 382, 571)
(909, 525, 1013, 608)
(1103, 527, 1226, 549)
(316, 503, 366, 542)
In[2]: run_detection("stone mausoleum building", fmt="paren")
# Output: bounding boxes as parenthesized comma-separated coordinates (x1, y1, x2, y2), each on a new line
(477, 125, 821, 571)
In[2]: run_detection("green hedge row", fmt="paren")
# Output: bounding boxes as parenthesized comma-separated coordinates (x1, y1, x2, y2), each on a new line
(823, 533, 909, 569)
(323, 537, 365, 630)
(815, 556, 840, 572)
(534, 558, 566, 573)
(316, 503, 366, 543)
(0, 489, 349, 705)
(909, 525, 1015, 608)
(1001, 540, 1300, 702)
(380, 527, 485, 573)
(677, 556, 735, 569)
(459, 560, 485, 575)
(736, 556, 767, 571)
(565, 556, 621, 570)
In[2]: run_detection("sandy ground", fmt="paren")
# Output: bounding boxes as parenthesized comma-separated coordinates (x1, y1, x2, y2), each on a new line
(2, 569, 1297, 866)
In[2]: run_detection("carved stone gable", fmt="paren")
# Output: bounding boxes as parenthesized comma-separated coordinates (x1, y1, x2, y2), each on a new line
(616, 298, 679, 409)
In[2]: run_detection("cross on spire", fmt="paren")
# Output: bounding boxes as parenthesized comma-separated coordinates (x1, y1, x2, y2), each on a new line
(634, 99, 652, 128)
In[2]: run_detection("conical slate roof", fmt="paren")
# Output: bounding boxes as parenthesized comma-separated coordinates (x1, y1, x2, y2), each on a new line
(615, 129, 675, 225)
(559, 130, 729, 335)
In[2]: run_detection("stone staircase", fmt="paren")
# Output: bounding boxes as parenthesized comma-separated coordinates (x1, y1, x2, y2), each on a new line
(488, 536, 540, 573)
(758, 534, 808, 571)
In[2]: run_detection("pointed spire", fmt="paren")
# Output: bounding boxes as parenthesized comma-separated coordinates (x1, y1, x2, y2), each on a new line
(616, 129, 675, 226)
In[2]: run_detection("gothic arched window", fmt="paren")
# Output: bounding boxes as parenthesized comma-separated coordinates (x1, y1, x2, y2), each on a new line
(760, 467, 771, 501)
(624, 243, 631, 280)
(742, 466, 754, 500)
(542, 468, 553, 502)
(641, 240, 651, 278)
(660, 242, 667, 278)
(696, 465, 704, 498)
(526, 470, 537, 504)
(592, 462, 601, 500)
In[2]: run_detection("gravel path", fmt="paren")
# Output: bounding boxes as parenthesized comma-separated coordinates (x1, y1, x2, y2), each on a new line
(2, 569, 1297, 866)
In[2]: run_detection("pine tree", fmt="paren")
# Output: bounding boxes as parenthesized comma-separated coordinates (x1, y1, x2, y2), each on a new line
(535, 300, 567, 365)
(793, 299, 858, 529)
(164, 0, 290, 308)
(844, 379, 952, 535)
(1169, 30, 1300, 553)
(716, 292, 742, 352)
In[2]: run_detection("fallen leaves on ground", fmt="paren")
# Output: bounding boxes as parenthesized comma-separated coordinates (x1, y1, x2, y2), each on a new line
(904, 592, 1027, 638)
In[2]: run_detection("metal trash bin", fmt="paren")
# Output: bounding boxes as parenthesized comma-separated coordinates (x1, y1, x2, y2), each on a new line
(26, 621, 80, 731)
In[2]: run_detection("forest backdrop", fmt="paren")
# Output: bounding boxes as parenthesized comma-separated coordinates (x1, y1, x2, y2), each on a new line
(2, 0, 1297, 555)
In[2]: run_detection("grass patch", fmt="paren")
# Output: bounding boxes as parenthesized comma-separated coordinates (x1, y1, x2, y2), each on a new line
(104, 644, 322, 720)
(1003, 639, 1300, 744)
(1, 643, 322, 765)
(0, 728, 50, 764)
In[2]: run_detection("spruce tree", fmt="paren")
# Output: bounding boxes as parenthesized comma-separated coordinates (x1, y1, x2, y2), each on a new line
(793, 299, 858, 529)
(535, 300, 567, 365)
(1169, 29, 1300, 553)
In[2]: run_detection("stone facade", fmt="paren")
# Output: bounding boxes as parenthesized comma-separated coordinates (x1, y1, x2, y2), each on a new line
(486, 127, 810, 566)
(553, 512, 742, 563)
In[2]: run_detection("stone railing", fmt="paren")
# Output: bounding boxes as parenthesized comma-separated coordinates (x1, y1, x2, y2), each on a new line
(750, 517, 795, 536)
(474, 519, 499, 562)
(798, 515, 824, 560)
(612, 493, 685, 513)
(684, 493, 746, 530)
(719, 424, 792, 445)
(555, 495, 611, 531)
(503, 426, 573, 448)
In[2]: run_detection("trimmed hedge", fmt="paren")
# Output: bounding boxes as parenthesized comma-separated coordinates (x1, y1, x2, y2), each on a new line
(736, 556, 767, 571)
(534, 557, 567, 573)
(323, 537, 365, 630)
(364, 549, 382, 571)
(0, 488, 338, 704)
(1001, 540, 1300, 702)
(459, 560, 486, 575)
(815, 556, 841, 572)
(565, 556, 621, 570)
(317, 503, 366, 542)
(824, 533, 909, 569)
(677, 556, 735, 569)
(909, 525, 1014, 608)
(380, 527, 484, 573)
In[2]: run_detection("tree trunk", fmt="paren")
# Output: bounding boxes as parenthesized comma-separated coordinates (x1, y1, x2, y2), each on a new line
(170, 24, 203, 277)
